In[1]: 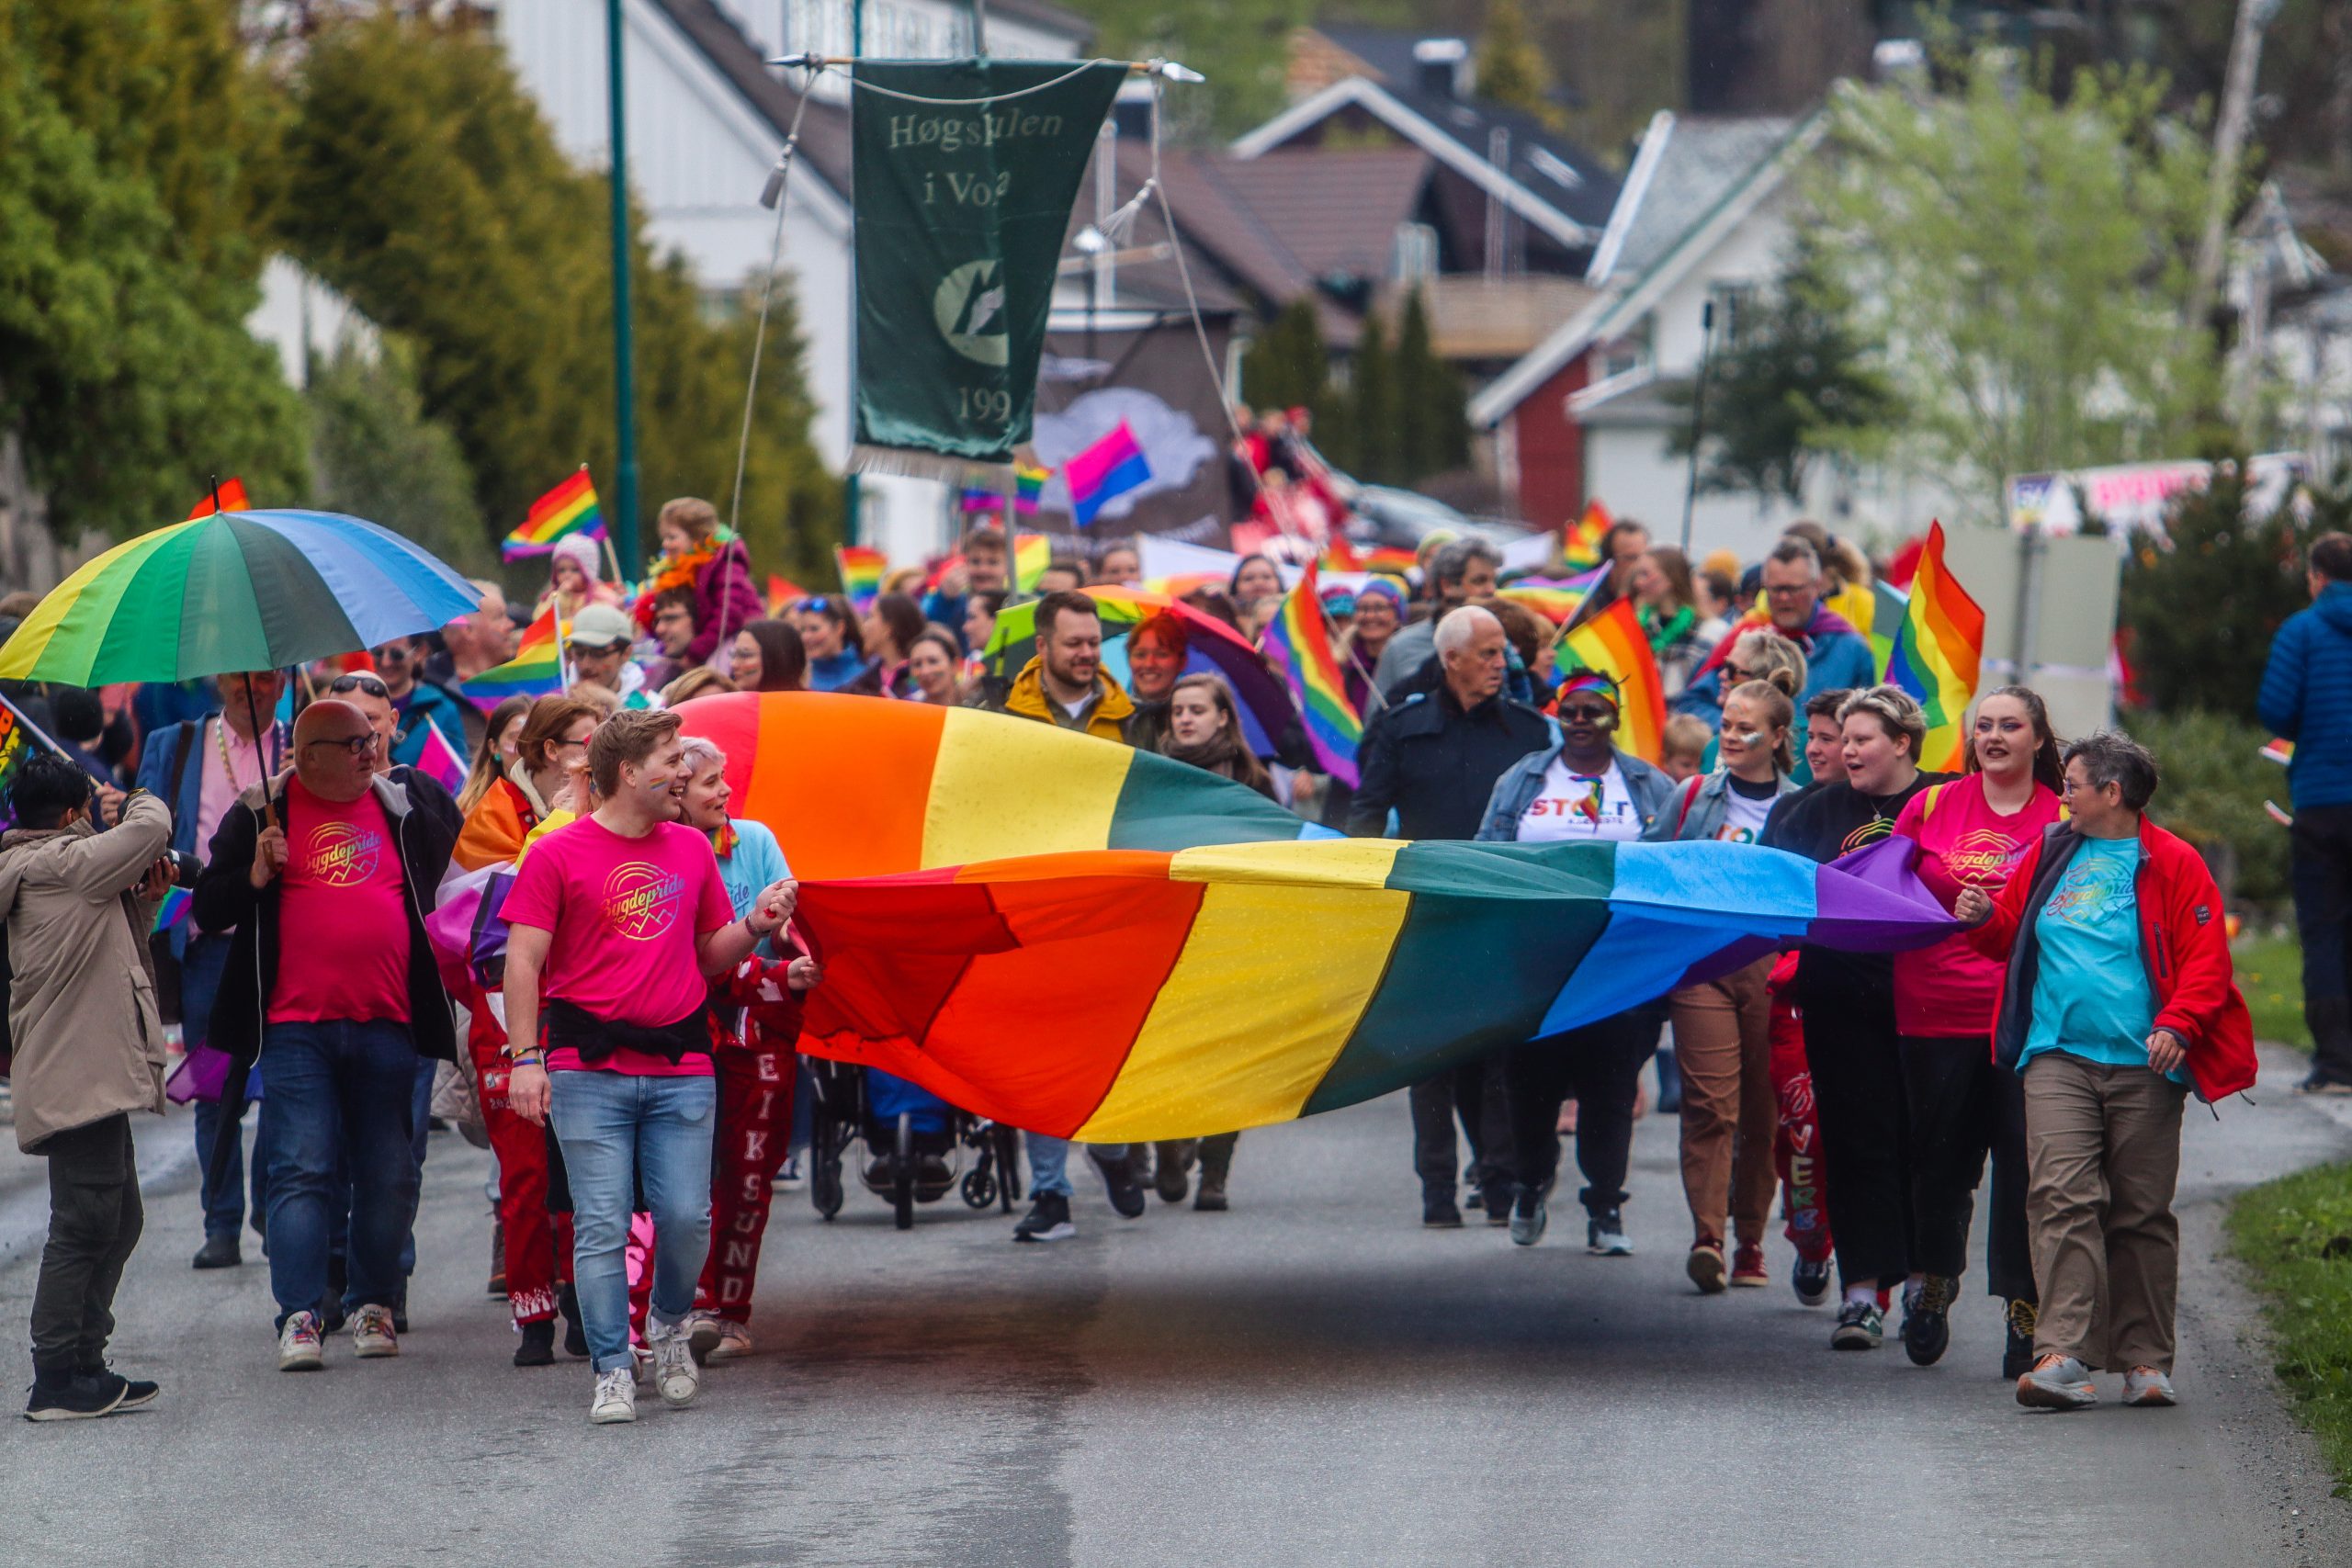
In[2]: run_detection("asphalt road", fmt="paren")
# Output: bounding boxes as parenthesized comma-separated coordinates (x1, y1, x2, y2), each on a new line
(3, 1046, 2350, 1568)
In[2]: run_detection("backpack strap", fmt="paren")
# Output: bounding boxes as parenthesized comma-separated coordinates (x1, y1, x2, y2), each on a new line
(1672, 775, 1705, 838)
(1918, 781, 1947, 825)
(165, 717, 200, 827)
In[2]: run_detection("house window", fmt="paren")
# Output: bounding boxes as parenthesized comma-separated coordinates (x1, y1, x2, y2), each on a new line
(1389, 223, 1438, 284)
(1707, 283, 1756, 347)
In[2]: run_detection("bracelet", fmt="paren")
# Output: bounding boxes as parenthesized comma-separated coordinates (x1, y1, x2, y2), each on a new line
(511, 1052, 545, 1069)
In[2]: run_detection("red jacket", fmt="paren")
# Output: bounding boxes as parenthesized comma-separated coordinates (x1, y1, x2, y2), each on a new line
(1964, 819, 2256, 1103)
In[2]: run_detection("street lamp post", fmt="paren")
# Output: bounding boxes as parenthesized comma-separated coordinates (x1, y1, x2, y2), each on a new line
(606, 0, 641, 570)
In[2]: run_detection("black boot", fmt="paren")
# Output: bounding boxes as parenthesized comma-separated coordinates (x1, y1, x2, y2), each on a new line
(559, 1284, 589, 1359)
(1193, 1133, 1235, 1212)
(513, 1319, 557, 1368)
(191, 1234, 241, 1269)
(2301, 998, 2352, 1091)
(1153, 1140, 1195, 1204)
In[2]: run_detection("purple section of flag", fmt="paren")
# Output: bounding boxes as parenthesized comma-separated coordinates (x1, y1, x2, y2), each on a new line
(1066, 422, 1151, 526)
(415, 717, 466, 795)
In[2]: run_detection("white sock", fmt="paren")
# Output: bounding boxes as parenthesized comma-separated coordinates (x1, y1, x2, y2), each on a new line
(1844, 1284, 1877, 1307)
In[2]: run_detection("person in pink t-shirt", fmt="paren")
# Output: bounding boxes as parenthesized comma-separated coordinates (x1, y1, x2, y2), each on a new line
(500, 709, 791, 1427)
(1890, 686, 2065, 1377)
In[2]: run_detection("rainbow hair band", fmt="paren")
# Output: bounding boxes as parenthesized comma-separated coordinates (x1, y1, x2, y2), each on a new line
(1354, 578, 1405, 607)
(1556, 670, 1621, 706)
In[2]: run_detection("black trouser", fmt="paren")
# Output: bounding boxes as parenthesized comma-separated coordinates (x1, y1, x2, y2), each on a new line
(1411, 1055, 1514, 1203)
(2292, 804, 2352, 1080)
(1504, 1008, 1662, 1218)
(1899, 1034, 2033, 1302)
(31, 1113, 144, 1378)
(1804, 996, 1913, 1290)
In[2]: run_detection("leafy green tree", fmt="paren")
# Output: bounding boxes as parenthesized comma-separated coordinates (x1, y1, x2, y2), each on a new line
(1390, 287, 1468, 482)
(277, 11, 837, 577)
(1667, 237, 1897, 504)
(1240, 299, 1329, 420)
(1475, 0, 1562, 129)
(306, 334, 491, 576)
(1346, 315, 1397, 483)
(1804, 43, 2222, 522)
(2119, 457, 2313, 716)
(0, 0, 307, 538)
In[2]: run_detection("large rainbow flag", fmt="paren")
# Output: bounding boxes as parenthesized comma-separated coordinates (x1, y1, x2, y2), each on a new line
(429, 693, 1959, 1141)
(1885, 521, 1984, 773)
(1557, 597, 1667, 763)
(503, 468, 604, 561)
(790, 836, 1955, 1140)
(1260, 562, 1363, 786)
(1013, 533, 1052, 593)
(465, 606, 566, 709)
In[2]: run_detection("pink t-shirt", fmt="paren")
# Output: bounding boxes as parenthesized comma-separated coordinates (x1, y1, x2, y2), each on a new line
(503, 817, 734, 1076)
(195, 717, 278, 936)
(269, 778, 411, 1025)
(1892, 773, 2064, 1036)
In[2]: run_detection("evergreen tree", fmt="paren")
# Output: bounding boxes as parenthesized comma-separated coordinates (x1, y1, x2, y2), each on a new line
(0, 0, 308, 537)
(1347, 316, 1398, 485)
(1390, 288, 1469, 482)
(1240, 299, 1329, 423)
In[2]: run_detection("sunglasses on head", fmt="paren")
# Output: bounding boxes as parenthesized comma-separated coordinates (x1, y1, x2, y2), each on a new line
(327, 673, 390, 697)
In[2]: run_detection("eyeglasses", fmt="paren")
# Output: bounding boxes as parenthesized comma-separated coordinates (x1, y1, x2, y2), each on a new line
(303, 734, 380, 757)
(1762, 584, 1811, 598)
(1559, 704, 1617, 723)
(327, 673, 390, 697)
(371, 645, 413, 661)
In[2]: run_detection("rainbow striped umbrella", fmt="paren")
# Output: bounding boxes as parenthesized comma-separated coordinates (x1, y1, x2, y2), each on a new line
(0, 509, 480, 684)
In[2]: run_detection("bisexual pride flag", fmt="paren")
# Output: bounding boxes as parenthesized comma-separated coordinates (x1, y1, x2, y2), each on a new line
(1066, 422, 1150, 526)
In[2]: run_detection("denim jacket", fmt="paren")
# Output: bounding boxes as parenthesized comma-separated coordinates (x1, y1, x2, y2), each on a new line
(1474, 743, 1675, 842)
(1641, 768, 1802, 843)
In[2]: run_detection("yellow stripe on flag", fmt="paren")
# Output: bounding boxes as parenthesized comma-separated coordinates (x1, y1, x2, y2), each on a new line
(921, 707, 1133, 866)
(1168, 836, 1405, 889)
(1073, 876, 1409, 1141)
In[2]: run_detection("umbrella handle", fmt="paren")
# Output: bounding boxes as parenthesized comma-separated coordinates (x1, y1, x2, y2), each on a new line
(243, 683, 277, 832)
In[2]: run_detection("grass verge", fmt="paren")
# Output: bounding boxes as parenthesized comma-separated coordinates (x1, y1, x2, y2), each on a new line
(2235, 931, 2312, 1050)
(2229, 1161, 2352, 1495)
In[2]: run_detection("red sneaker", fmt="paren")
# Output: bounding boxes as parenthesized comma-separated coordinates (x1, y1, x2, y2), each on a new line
(1730, 1243, 1769, 1287)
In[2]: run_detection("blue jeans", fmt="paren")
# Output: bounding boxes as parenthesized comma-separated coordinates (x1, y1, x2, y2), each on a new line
(1023, 1134, 1129, 1199)
(548, 1070, 717, 1374)
(258, 1020, 421, 1331)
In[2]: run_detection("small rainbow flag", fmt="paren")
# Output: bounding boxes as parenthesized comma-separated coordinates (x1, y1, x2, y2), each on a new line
(1016, 463, 1049, 515)
(1499, 563, 1611, 626)
(1563, 499, 1611, 570)
(503, 468, 605, 562)
(1557, 597, 1667, 763)
(2263, 738, 2295, 766)
(1260, 562, 1364, 787)
(1884, 521, 1984, 773)
(466, 606, 567, 710)
(188, 479, 251, 519)
(835, 546, 887, 613)
(1066, 422, 1151, 526)
(1014, 533, 1051, 593)
(414, 716, 467, 794)
(151, 886, 193, 935)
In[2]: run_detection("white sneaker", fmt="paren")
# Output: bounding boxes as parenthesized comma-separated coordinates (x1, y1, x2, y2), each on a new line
(776, 1155, 806, 1191)
(589, 1368, 637, 1424)
(2123, 1366, 2178, 1407)
(686, 1310, 723, 1365)
(649, 1318, 701, 1408)
(277, 1311, 324, 1372)
(707, 1320, 754, 1362)
(349, 1303, 399, 1359)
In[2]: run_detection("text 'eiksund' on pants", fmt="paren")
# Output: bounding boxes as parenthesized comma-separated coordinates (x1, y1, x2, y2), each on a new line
(697, 1034, 797, 1323)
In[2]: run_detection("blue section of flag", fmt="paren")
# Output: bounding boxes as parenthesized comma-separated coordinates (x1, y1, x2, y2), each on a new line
(1073, 451, 1150, 526)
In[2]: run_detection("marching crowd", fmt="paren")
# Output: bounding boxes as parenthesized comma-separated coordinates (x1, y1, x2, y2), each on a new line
(1, 492, 2313, 1427)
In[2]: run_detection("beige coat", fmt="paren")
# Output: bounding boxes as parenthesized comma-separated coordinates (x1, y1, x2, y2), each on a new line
(0, 792, 171, 1151)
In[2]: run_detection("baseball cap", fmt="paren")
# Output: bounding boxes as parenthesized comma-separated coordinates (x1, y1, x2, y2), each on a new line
(566, 603, 637, 650)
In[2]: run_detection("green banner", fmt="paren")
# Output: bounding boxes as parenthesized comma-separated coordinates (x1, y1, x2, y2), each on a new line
(852, 59, 1125, 468)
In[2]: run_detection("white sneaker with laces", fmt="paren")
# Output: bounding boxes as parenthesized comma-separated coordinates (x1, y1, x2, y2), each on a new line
(648, 1318, 701, 1408)
(350, 1303, 399, 1359)
(277, 1311, 324, 1372)
(707, 1320, 754, 1362)
(589, 1368, 637, 1424)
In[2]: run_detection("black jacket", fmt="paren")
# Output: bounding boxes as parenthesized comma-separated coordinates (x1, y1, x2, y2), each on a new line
(190, 766, 462, 1064)
(1344, 685, 1555, 840)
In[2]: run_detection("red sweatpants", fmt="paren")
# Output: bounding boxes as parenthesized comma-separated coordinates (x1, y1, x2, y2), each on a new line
(469, 992, 566, 1325)
(695, 1032, 797, 1323)
(1766, 964, 1833, 1266)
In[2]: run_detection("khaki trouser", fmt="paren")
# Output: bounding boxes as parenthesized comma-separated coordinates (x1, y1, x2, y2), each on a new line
(1671, 956, 1779, 1248)
(2022, 1052, 2189, 1372)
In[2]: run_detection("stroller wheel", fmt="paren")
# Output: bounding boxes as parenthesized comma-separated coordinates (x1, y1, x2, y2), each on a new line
(892, 1114, 916, 1231)
(961, 1168, 997, 1210)
(812, 1156, 843, 1220)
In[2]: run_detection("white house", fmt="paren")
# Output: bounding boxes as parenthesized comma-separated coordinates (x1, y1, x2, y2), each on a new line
(489, 0, 1091, 563)
(1467, 109, 1963, 559)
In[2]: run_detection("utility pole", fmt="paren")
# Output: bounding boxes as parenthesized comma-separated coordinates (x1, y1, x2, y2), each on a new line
(606, 0, 641, 570)
(2188, 0, 2279, 333)
(842, 0, 865, 548)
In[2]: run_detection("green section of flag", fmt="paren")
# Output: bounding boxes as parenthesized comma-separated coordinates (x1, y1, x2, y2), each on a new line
(851, 60, 1125, 464)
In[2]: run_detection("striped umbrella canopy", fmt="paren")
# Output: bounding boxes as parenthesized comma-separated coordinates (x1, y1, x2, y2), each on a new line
(0, 509, 481, 684)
